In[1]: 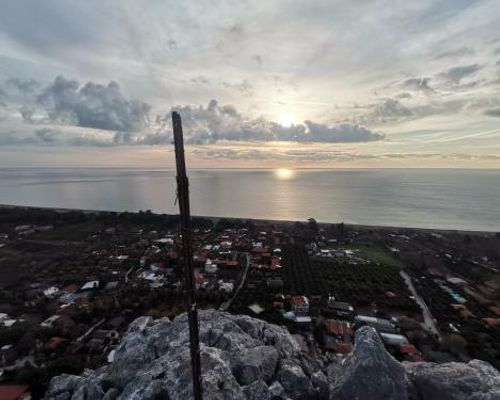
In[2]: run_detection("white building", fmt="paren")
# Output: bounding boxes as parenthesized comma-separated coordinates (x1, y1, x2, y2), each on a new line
(43, 286, 60, 297)
(81, 281, 99, 291)
(41, 315, 60, 328)
(205, 259, 217, 274)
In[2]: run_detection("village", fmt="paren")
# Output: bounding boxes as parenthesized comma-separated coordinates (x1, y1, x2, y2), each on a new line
(0, 206, 499, 398)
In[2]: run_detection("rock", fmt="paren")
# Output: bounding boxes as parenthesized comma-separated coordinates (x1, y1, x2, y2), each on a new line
(232, 345, 279, 384)
(331, 326, 408, 400)
(44, 310, 500, 400)
(268, 381, 286, 398)
(45, 375, 84, 398)
(45, 311, 317, 399)
(102, 388, 119, 400)
(276, 359, 315, 399)
(404, 359, 500, 400)
(242, 380, 272, 400)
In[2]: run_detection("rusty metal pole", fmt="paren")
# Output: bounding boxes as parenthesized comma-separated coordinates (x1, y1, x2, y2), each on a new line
(172, 111, 203, 400)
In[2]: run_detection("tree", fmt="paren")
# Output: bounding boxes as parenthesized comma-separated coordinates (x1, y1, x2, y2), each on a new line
(441, 334, 468, 355)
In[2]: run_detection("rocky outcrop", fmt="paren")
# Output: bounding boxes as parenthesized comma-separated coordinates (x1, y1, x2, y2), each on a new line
(45, 310, 327, 400)
(45, 310, 500, 400)
(405, 359, 500, 400)
(330, 326, 408, 400)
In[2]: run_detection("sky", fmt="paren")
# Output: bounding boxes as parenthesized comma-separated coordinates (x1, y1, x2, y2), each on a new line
(0, 0, 500, 168)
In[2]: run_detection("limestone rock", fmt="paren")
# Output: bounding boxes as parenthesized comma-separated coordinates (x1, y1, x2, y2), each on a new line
(44, 310, 500, 400)
(404, 359, 500, 400)
(331, 326, 408, 400)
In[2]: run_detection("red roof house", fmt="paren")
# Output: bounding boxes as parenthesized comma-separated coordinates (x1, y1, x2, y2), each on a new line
(0, 385, 31, 400)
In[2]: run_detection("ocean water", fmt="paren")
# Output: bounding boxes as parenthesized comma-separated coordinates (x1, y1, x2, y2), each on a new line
(0, 168, 499, 232)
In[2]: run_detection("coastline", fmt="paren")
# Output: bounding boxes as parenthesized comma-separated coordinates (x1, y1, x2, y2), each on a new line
(1, 203, 497, 236)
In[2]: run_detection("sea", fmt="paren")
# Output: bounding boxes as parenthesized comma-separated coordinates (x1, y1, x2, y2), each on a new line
(0, 168, 499, 232)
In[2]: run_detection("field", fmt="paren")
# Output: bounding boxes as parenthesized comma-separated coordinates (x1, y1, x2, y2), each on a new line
(345, 242, 404, 268)
(282, 245, 420, 315)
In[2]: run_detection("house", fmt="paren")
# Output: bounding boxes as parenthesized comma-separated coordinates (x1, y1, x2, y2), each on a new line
(218, 281, 234, 294)
(380, 332, 409, 346)
(355, 315, 396, 334)
(105, 281, 119, 291)
(44, 336, 66, 351)
(0, 385, 31, 400)
(1, 344, 15, 366)
(40, 315, 60, 328)
(324, 320, 353, 341)
(399, 344, 423, 362)
(450, 304, 475, 319)
(291, 296, 309, 316)
(43, 286, 60, 297)
(326, 300, 355, 320)
(323, 319, 353, 352)
(205, 259, 217, 274)
(61, 284, 79, 294)
(80, 281, 99, 291)
(294, 315, 312, 328)
(248, 303, 265, 314)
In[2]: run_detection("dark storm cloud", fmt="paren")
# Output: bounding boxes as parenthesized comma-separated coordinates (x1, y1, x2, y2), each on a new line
(36, 76, 151, 132)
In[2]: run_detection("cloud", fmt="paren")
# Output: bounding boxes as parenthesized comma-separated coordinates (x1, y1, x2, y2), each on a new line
(484, 108, 500, 117)
(174, 99, 384, 144)
(192, 147, 500, 163)
(222, 80, 253, 96)
(6, 78, 41, 93)
(360, 98, 413, 124)
(401, 77, 433, 92)
(395, 92, 412, 99)
(252, 54, 262, 66)
(19, 105, 36, 122)
(190, 75, 210, 85)
(434, 46, 475, 59)
(438, 64, 481, 84)
(303, 121, 384, 142)
(36, 76, 151, 132)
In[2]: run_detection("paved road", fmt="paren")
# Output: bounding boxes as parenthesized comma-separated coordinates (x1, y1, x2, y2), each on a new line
(219, 253, 251, 311)
(400, 270, 441, 340)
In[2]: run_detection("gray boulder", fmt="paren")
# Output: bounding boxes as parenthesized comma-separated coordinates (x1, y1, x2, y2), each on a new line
(232, 345, 279, 385)
(45, 310, 319, 400)
(276, 359, 315, 399)
(44, 310, 500, 400)
(331, 326, 408, 400)
(404, 359, 500, 400)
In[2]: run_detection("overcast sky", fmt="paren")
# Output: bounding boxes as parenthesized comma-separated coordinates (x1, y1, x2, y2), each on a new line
(1, 0, 500, 168)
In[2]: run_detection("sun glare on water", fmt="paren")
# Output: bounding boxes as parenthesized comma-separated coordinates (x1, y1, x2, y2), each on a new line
(274, 168, 296, 180)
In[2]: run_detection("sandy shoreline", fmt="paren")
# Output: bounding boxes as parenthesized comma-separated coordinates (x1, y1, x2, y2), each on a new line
(1, 203, 497, 236)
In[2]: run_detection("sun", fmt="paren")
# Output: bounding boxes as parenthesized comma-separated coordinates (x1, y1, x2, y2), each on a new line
(274, 168, 296, 180)
(277, 113, 295, 128)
